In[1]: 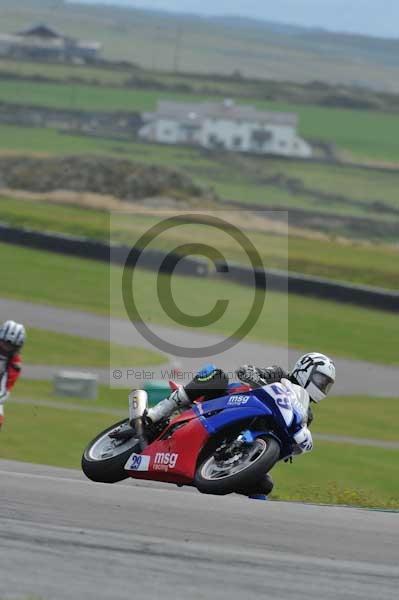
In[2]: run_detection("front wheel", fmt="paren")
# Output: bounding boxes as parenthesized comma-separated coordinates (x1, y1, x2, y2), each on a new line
(82, 419, 140, 483)
(194, 435, 280, 495)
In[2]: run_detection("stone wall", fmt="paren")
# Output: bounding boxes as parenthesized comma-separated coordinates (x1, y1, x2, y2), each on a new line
(0, 101, 142, 138)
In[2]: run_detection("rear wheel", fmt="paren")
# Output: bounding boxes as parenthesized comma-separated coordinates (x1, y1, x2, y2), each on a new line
(195, 435, 280, 495)
(81, 419, 140, 483)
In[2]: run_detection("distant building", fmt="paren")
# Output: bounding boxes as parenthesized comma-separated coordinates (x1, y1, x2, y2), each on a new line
(0, 24, 101, 63)
(139, 99, 312, 158)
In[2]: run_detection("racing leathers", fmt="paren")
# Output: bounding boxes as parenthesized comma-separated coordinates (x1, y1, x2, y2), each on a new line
(144, 363, 315, 496)
(146, 363, 314, 453)
(236, 364, 314, 428)
(0, 350, 22, 427)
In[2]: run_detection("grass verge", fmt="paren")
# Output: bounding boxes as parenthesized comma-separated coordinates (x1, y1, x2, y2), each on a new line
(25, 328, 165, 367)
(0, 402, 117, 469)
(312, 395, 399, 442)
(271, 441, 398, 509)
(14, 380, 399, 443)
(13, 379, 135, 412)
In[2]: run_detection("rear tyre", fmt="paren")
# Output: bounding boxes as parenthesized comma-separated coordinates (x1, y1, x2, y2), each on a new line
(195, 435, 280, 495)
(82, 419, 141, 483)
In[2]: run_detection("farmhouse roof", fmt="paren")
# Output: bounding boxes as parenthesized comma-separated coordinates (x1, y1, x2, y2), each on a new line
(0, 23, 101, 51)
(17, 24, 64, 39)
(144, 100, 298, 127)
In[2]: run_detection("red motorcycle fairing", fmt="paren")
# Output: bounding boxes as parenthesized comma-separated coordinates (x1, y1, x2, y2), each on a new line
(125, 409, 210, 485)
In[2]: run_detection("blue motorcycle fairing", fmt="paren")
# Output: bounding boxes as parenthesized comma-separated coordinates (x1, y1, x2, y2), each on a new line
(193, 385, 304, 460)
(193, 393, 273, 436)
(251, 386, 304, 434)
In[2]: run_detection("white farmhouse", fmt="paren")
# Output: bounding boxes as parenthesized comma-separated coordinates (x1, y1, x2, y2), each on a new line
(0, 24, 101, 62)
(139, 99, 312, 158)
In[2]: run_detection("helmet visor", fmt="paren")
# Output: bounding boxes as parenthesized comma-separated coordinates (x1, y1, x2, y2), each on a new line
(312, 372, 334, 395)
(0, 340, 18, 354)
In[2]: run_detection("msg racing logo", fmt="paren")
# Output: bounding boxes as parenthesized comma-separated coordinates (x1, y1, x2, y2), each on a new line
(227, 395, 250, 406)
(153, 452, 179, 471)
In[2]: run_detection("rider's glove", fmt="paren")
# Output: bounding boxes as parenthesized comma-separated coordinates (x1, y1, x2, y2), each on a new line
(236, 365, 263, 386)
(236, 364, 288, 387)
(293, 426, 313, 453)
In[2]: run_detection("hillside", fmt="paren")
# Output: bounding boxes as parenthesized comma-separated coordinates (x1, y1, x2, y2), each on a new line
(1, 0, 399, 92)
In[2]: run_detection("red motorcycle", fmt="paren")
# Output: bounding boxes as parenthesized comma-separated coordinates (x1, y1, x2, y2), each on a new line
(81, 380, 301, 496)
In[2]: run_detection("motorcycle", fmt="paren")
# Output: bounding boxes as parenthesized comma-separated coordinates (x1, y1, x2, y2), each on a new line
(81, 379, 307, 496)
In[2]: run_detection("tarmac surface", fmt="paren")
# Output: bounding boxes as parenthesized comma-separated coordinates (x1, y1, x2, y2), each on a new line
(2, 297, 399, 396)
(0, 460, 398, 600)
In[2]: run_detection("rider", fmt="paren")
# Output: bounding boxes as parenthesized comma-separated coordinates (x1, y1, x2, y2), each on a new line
(0, 320, 25, 429)
(145, 352, 336, 494)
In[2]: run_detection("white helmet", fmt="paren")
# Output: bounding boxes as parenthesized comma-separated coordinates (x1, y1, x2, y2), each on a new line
(291, 352, 335, 403)
(0, 320, 26, 350)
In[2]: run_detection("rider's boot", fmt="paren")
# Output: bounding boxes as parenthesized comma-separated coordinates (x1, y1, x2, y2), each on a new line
(110, 387, 190, 442)
(145, 386, 191, 424)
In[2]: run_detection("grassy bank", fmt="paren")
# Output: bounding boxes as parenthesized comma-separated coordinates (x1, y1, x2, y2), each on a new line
(1, 196, 399, 289)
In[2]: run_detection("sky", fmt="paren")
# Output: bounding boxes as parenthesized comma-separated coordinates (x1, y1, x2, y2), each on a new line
(74, 0, 399, 38)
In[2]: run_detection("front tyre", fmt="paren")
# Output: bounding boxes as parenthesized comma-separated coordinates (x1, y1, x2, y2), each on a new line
(82, 419, 140, 483)
(195, 435, 280, 495)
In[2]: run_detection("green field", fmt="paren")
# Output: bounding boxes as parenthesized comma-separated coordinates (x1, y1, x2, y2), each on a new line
(25, 328, 165, 367)
(1, 398, 397, 509)
(0, 57, 132, 85)
(2, 196, 398, 289)
(2, 56, 399, 116)
(2, 241, 399, 365)
(217, 153, 399, 213)
(1, 80, 398, 161)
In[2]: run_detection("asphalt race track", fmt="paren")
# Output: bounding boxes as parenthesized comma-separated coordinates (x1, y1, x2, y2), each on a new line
(0, 459, 398, 600)
(1, 297, 399, 396)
